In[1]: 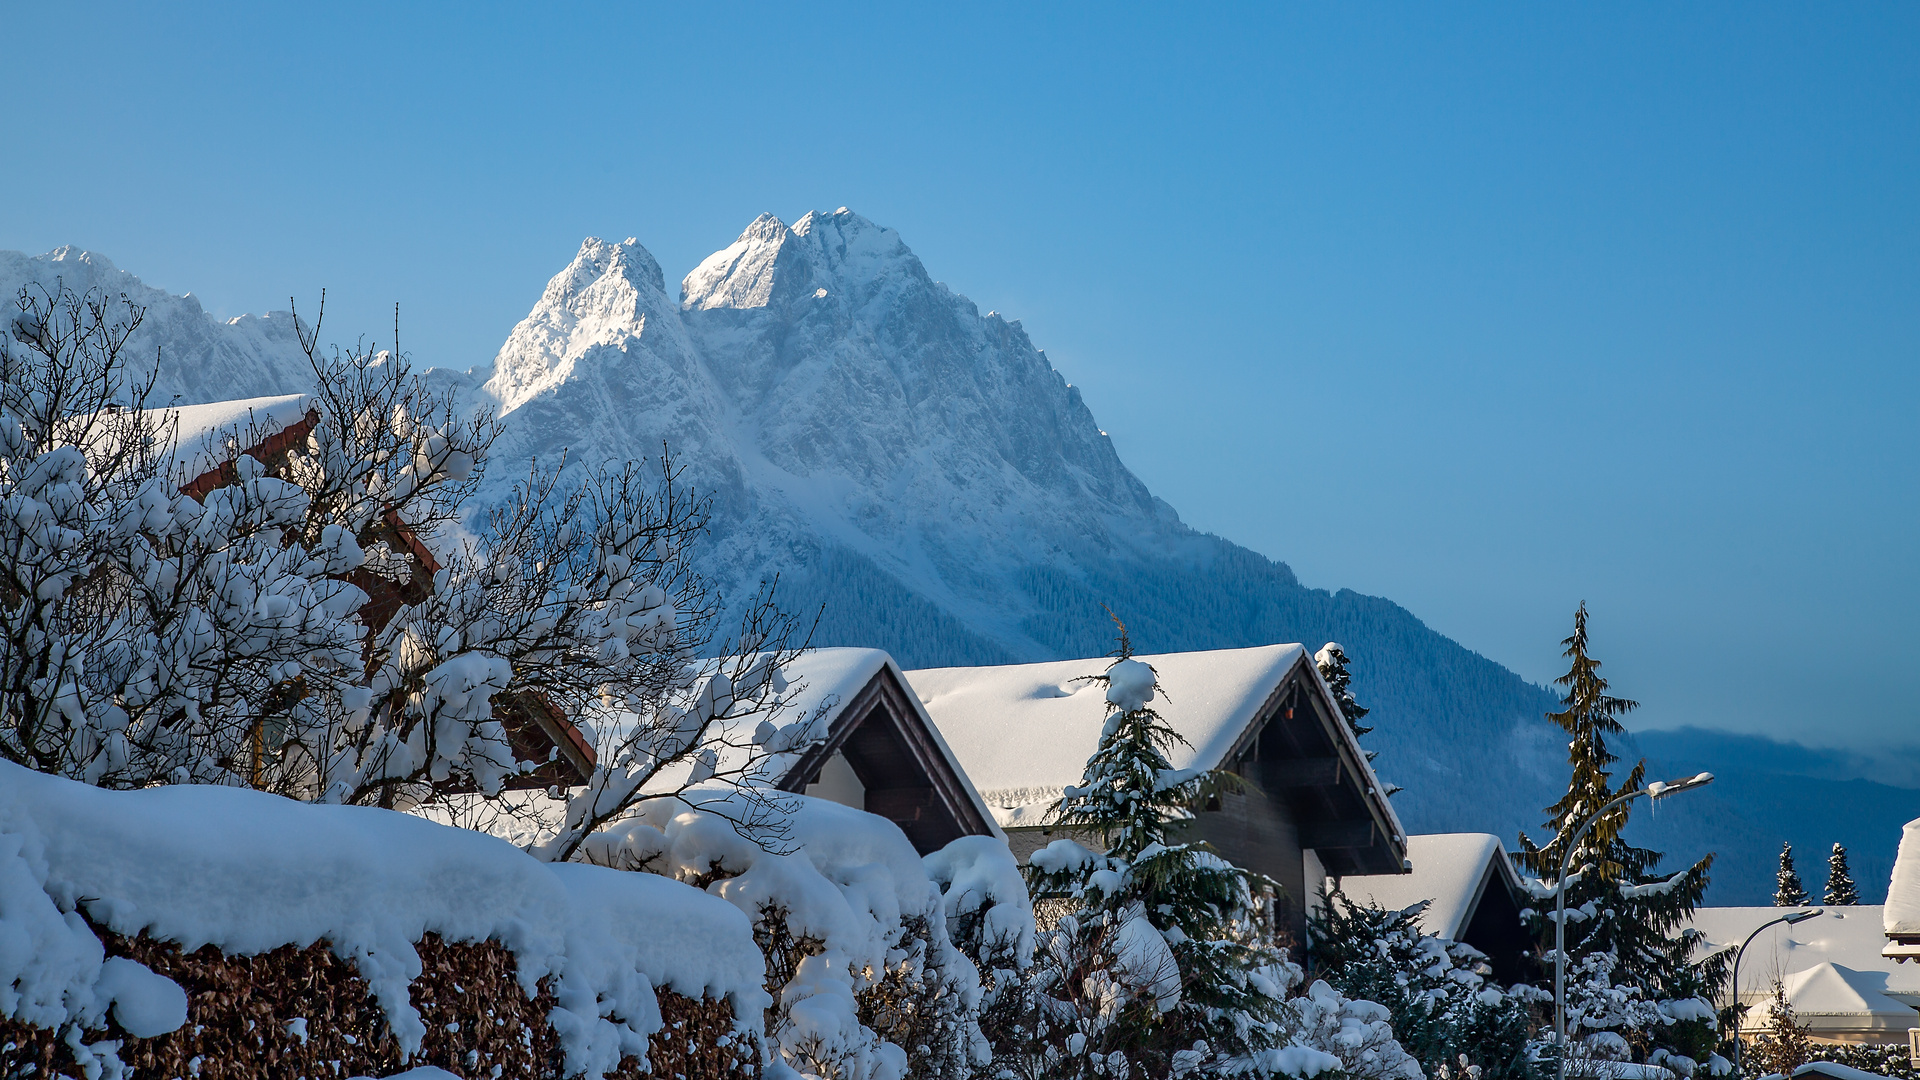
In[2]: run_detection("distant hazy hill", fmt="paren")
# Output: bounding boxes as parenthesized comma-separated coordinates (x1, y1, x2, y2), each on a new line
(1628, 727, 1920, 905)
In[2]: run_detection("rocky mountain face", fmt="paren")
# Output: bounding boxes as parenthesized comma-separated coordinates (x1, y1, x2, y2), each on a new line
(0, 247, 315, 406)
(1, 218, 1581, 857)
(473, 211, 1201, 662)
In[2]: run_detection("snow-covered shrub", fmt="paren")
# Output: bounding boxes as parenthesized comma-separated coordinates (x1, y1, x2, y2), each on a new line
(926, 834, 1037, 1067)
(1308, 891, 1542, 1080)
(1288, 980, 1424, 1080)
(584, 791, 987, 1080)
(1, 283, 810, 864)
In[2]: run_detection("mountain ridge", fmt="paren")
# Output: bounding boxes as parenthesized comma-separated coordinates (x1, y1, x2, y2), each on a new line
(19, 217, 1882, 902)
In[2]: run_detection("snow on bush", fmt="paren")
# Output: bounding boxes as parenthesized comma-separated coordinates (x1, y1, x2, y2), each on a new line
(0, 759, 767, 1079)
(924, 834, 1035, 974)
(1, 284, 809, 872)
(1308, 891, 1542, 1080)
(583, 790, 986, 1080)
(1288, 980, 1423, 1080)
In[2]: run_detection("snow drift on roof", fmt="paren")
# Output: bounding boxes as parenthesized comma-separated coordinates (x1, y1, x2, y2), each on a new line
(160, 393, 313, 483)
(647, 647, 1002, 839)
(1774, 962, 1914, 1029)
(1332, 834, 1512, 940)
(1884, 819, 1920, 936)
(906, 644, 1401, 844)
(1685, 904, 1920, 1024)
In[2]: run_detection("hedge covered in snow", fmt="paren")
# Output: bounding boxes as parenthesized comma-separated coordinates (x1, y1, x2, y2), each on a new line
(0, 760, 767, 1080)
(583, 789, 1000, 1080)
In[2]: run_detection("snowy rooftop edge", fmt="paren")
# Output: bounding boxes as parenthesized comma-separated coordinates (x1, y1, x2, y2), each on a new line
(905, 643, 1404, 846)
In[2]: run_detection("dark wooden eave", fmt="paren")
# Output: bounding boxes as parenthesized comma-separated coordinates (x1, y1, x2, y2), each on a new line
(1219, 652, 1407, 876)
(775, 666, 996, 854)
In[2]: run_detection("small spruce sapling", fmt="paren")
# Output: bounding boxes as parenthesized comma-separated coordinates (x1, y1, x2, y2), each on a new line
(1825, 843, 1859, 907)
(1315, 643, 1398, 795)
(1314, 642, 1372, 744)
(1775, 843, 1808, 907)
(1745, 980, 1812, 1077)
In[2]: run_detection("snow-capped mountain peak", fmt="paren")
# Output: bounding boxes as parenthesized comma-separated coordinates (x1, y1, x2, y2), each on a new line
(482, 236, 693, 417)
(682, 209, 925, 316)
(0, 224, 1583, 862)
(0, 247, 312, 407)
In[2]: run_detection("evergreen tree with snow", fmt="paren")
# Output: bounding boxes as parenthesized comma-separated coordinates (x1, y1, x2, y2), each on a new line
(1515, 603, 1723, 1072)
(1004, 616, 1405, 1080)
(1825, 843, 1860, 906)
(1775, 843, 1809, 907)
(1309, 889, 1540, 1080)
(1315, 642, 1396, 791)
(1315, 642, 1372, 742)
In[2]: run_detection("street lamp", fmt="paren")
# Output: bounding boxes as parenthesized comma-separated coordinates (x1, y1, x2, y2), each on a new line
(1553, 772, 1715, 1080)
(1730, 908, 1824, 1077)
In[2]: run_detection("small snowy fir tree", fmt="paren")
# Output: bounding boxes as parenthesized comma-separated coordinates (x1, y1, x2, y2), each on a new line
(1774, 844, 1808, 907)
(1315, 642, 1397, 793)
(1514, 604, 1723, 1075)
(1745, 979, 1812, 1077)
(1309, 889, 1542, 1080)
(1825, 843, 1859, 906)
(1003, 617, 1410, 1080)
(1314, 643, 1372, 744)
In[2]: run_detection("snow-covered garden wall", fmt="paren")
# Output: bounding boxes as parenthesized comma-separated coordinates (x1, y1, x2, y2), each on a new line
(0, 761, 768, 1080)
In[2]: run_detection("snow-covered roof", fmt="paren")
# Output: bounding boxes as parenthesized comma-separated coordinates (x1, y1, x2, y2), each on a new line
(1794, 1062, 1897, 1080)
(1883, 819, 1920, 941)
(1331, 833, 1517, 941)
(159, 393, 313, 484)
(733, 647, 1004, 842)
(905, 644, 1404, 846)
(1772, 963, 1916, 1033)
(1685, 905, 1920, 1031)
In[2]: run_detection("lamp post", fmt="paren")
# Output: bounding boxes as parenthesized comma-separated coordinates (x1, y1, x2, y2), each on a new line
(1729, 908, 1824, 1078)
(1553, 772, 1715, 1080)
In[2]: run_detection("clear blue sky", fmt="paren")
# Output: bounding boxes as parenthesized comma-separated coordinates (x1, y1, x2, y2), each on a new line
(4, 4, 1915, 755)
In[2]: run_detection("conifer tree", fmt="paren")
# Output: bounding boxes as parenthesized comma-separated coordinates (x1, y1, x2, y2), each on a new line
(1775, 843, 1808, 907)
(1825, 843, 1860, 906)
(1515, 604, 1722, 1068)
(1316, 642, 1396, 792)
(1004, 617, 1392, 1080)
(1314, 642, 1372, 742)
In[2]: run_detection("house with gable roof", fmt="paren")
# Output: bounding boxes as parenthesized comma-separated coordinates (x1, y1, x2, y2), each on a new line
(904, 643, 1409, 940)
(1333, 832, 1532, 982)
(723, 647, 1002, 854)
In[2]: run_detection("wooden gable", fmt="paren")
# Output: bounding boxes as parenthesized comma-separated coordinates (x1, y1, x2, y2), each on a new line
(774, 666, 997, 854)
(1214, 650, 1406, 878)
